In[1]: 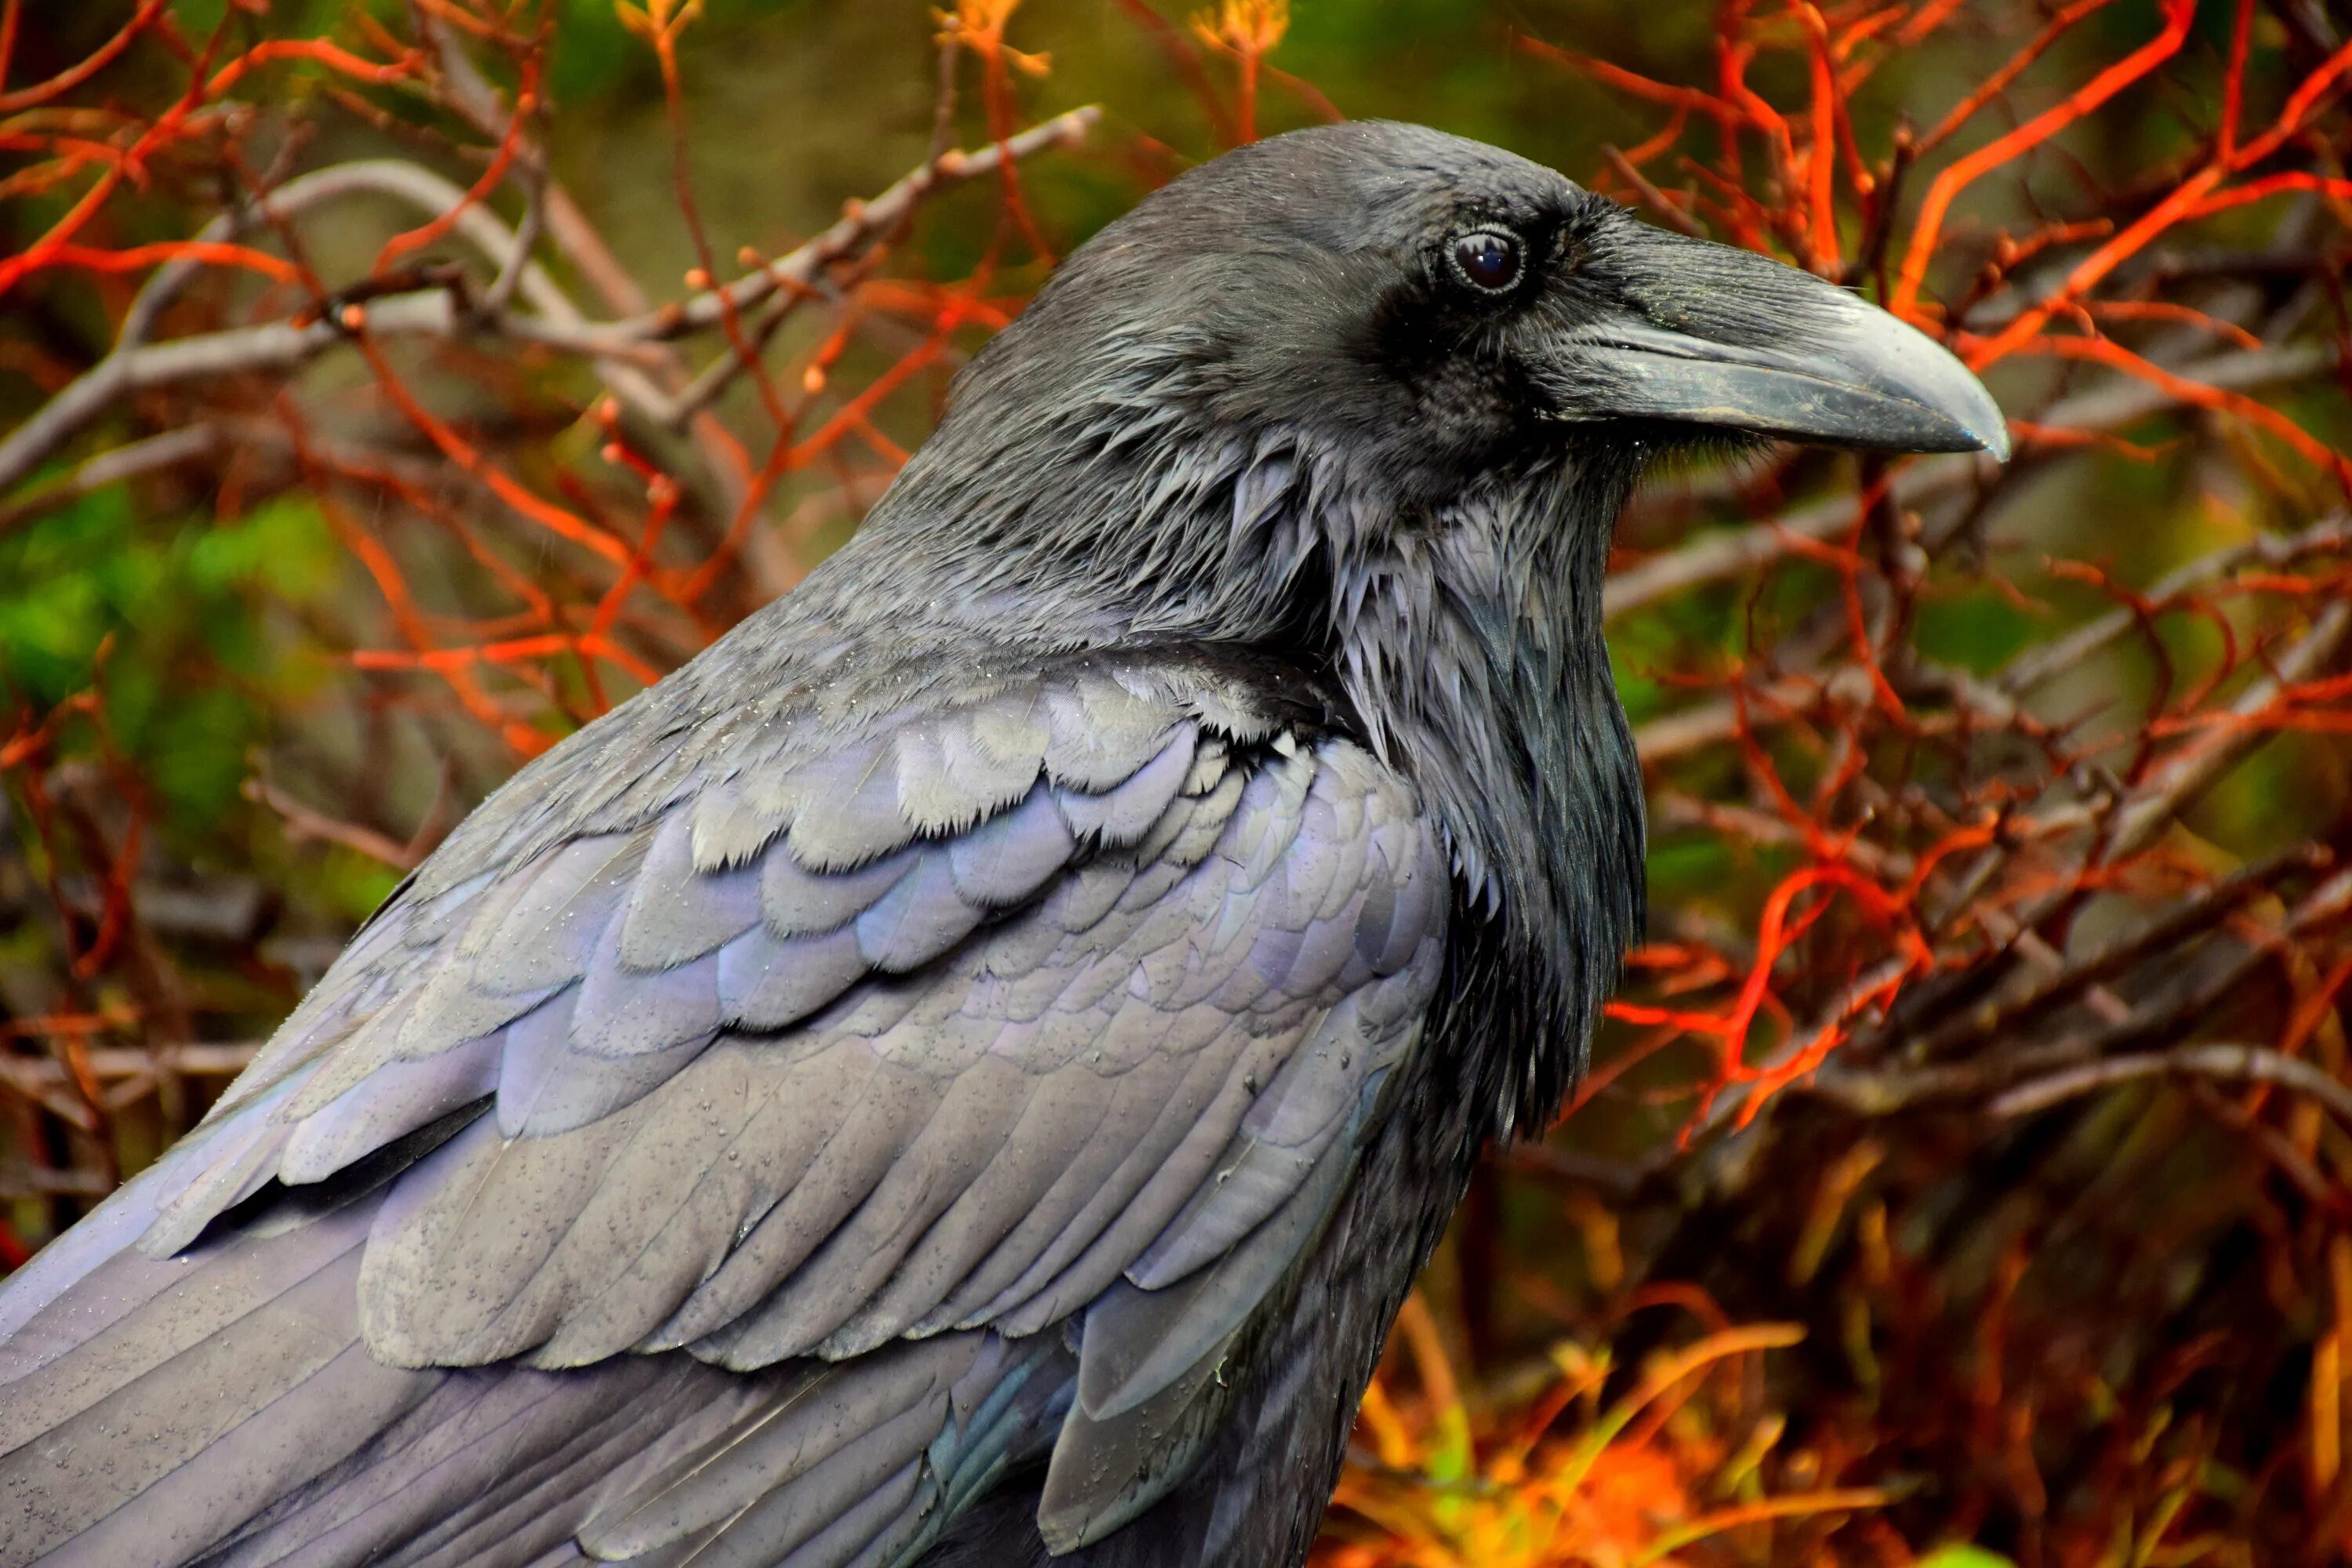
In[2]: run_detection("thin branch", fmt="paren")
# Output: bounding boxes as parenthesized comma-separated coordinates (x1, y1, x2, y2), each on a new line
(241, 775, 421, 870)
(1600, 145, 1706, 237)
(1987, 1041, 2352, 1123)
(481, 154, 547, 314)
(0, 425, 220, 537)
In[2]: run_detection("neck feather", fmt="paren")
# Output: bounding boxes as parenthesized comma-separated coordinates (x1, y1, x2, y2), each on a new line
(840, 419, 1647, 1134)
(1322, 457, 1646, 1131)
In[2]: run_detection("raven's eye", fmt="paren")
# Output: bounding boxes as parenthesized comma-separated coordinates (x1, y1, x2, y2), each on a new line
(1450, 228, 1524, 294)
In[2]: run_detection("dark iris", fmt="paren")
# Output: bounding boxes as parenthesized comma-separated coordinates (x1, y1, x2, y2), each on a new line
(1451, 229, 1523, 292)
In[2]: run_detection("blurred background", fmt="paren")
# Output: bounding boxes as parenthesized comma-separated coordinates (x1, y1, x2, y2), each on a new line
(4, 1, 2350, 1563)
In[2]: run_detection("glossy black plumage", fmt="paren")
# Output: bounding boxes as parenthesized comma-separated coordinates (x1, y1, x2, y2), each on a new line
(0, 120, 2002, 1568)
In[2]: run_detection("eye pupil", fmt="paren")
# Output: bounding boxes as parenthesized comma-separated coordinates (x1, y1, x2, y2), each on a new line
(1453, 230, 1521, 292)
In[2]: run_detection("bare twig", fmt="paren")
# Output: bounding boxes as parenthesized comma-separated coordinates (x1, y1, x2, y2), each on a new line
(0, 425, 220, 537)
(1987, 1041, 2352, 1123)
(241, 775, 421, 870)
(0, 1042, 261, 1096)
(1601, 145, 1706, 237)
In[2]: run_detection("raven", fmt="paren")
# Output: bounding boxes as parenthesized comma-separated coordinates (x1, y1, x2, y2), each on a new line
(0, 122, 2003, 1568)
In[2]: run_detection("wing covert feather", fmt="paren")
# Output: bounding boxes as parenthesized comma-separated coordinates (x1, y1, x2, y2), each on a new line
(31, 652, 1450, 1566)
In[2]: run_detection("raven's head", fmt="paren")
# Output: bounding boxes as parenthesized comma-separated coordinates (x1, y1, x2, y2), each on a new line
(863, 121, 2005, 1119)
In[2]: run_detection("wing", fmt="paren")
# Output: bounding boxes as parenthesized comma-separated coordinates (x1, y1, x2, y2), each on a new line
(0, 650, 1448, 1566)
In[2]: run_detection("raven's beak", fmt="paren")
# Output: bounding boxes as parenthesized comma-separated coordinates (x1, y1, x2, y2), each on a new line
(1541, 225, 2009, 461)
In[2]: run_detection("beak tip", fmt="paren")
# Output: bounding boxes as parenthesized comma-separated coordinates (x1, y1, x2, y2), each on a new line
(1962, 412, 2012, 464)
(1846, 297, 2013, 463)
(1942, 357, 2011, 463)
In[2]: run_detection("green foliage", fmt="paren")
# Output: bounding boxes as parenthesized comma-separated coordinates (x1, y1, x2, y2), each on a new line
(0, 485, 339, 837)
(1913, 584, 2043, 676)
(1914, 1548, 2017, 1568)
